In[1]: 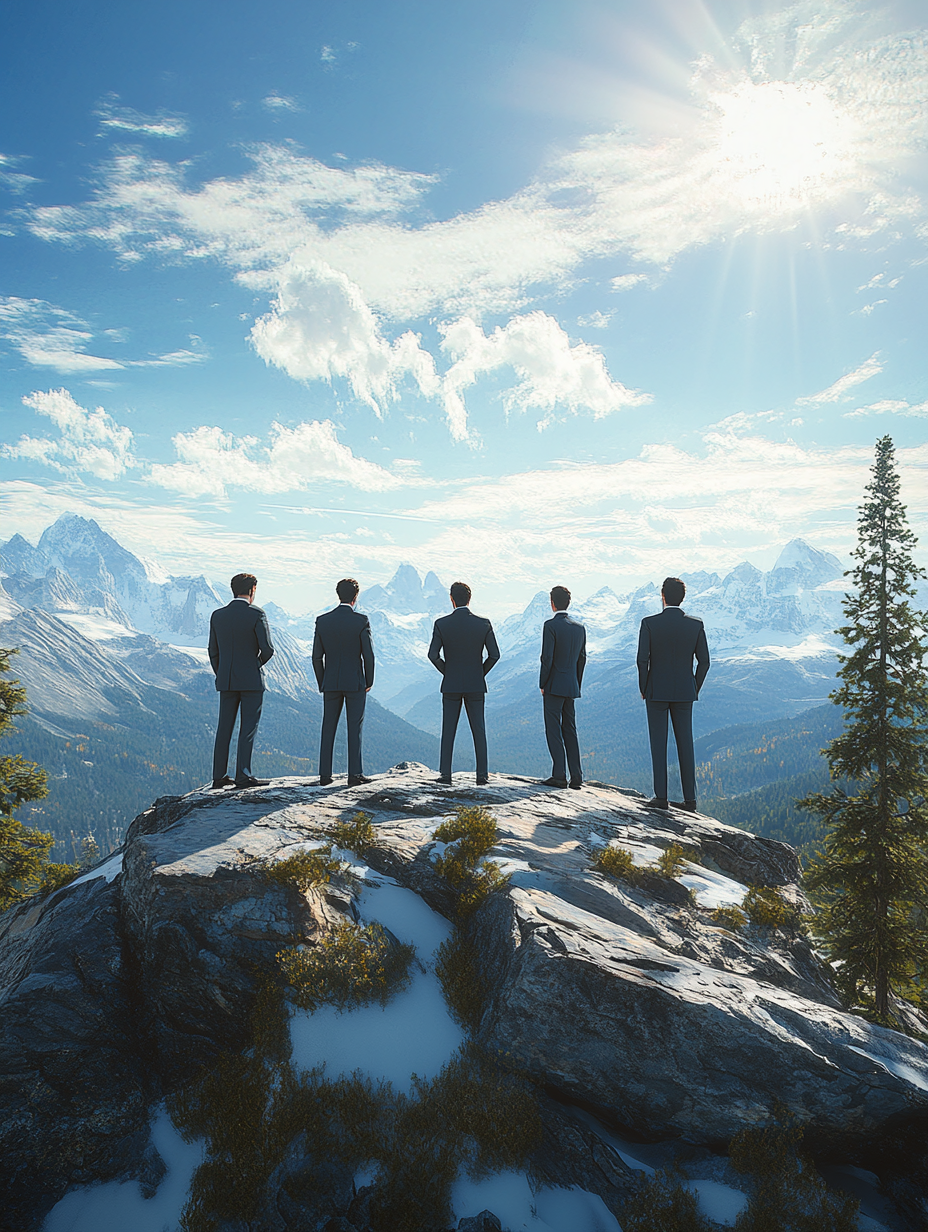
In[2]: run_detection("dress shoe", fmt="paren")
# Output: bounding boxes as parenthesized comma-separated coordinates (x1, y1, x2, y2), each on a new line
(672, 800, 698, 813)
(540, 777, 568, 788)
(347, 774, 373, 787)
(318, 776, 333, 787)
(569, 780, 583, 790)
(210, 775, 235, 790)
(436, 775, 453, 785)
(645, 797, 670, 810)
(234, 775, 270, 789)
(476, 776, 490, 786)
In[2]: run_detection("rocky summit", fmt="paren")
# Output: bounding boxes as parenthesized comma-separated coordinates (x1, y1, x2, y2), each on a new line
(2, 766, 928, 1230)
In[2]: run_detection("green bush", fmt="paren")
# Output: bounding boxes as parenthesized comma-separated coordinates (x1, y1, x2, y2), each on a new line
(278, 920, 416, 1012)
(329, 810, 379, 855)
(436, 930, 489, 1033)
(621, 1168, 710, 1232)
(711, 905, 748, 933)
(263, 846, 349, 892)
(655, 842, 693, 878)
(433, 805, 509, 918)
(743, 886, 801, 932)
(592, 843, 639, 882)
(730, 1119, 859, 1231)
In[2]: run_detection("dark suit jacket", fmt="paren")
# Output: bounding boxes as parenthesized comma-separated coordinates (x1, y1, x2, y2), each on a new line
(312, 604, 375, 692)
(208, 600, 274, 692)
(539, 612, 586, 698)
(637, 606, 710, 702)
(428, 606, 500, 694)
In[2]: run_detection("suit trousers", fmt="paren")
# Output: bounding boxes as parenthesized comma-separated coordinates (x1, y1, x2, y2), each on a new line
(320, 690, 367, 779)
(213, 690, 264, 781)
(440, 692, 487, 779)
(646, 700, 696, 802)
(543, 693, 582, 783)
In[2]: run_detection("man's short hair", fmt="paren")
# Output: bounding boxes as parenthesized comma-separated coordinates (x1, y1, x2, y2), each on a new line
(231, 573, 257, 596)
(550, 585, 571, 611)
(662, 577, 686, 606)
(336, 577, 360, 603)
(450, 581, 472, 607)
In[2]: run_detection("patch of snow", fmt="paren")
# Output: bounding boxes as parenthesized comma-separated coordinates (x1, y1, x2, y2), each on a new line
(50, 612, 137, 642)
(684, 1179, 749, 1226)
(42, 1107, 204, 1232)
(679, 865, 747, 909)
(71, 853, 124, 887)
(169, 643, 211, 664)
(289, 877, 464, 1092)
(452, 1170, 621, 1231)
(847, 1045, 928, 1092)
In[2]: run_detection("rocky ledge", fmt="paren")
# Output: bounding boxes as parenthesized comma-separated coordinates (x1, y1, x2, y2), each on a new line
(2, 764, 927, 1230)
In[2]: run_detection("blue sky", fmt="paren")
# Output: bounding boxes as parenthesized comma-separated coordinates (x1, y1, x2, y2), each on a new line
(1, 0, 925, 616)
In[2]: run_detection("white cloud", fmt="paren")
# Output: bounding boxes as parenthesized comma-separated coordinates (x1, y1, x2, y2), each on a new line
(844, 398, 928, 419)
(856, 299, 887, 315)
(577, 310, 613, 328)
(0, 296, 207, 372)
(94, 95, 188, 139)
(439, 312, 650, 440)
(320, 46, 336, 65)
(610, 275, 648, 292)
(3, 388, 136, 480)
(262, 92, 299, 113)
(796, 352, 883, 404)
(250, 260, 439, 416)
(0, 152, 38, 195)
(149, 419, 403, 498)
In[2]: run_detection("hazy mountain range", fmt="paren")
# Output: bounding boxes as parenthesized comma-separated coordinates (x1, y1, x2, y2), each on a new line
(1, 513, 852, 855)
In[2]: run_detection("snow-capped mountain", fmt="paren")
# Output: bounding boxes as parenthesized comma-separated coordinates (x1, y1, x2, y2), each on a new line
(1, 515, 224, 645)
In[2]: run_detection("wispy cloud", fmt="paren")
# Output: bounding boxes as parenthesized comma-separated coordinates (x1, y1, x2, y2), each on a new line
(844, 398, 928, 419)
(261, 92, 300, 113)
(3, 388, 136, 480)
(94, 95, 188, 139)
(0, 152, 38, 195)
(796, 353, 883, 405)
(0, 296, 207, 372)
(149, 419, 403, 498)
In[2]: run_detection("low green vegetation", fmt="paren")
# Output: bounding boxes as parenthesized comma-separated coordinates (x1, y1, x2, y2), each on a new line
(435, 929, 489, 1033)
(621, 1168, 709, 1232)
(592, 840, 698, 889)
(278, 920, 416, 1013)
(433, 804, 509, 918)
(729, 1118, 859, 1231)
(743, 886, 802, 932)
(328, 810, 379, 854)
(263, 846, 350, 892)
(711, 905, 748, 933)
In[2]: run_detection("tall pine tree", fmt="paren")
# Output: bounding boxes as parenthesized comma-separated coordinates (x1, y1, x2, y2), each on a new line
(802, 436, 928, 1024)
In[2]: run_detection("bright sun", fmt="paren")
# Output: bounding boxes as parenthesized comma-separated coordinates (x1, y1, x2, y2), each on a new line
(709, 79, 857, 212)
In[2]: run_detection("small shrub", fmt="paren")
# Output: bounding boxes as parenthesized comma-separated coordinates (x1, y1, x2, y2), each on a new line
(593, 844, 639, 882)
(712, 905, 748, 933)
(655, 842, 690, 878)
(433, 805, 509, 918)
(38, 862, 80, 894)
(264, 846, 349, 892)
(436, 930, 489, 1033)
(279, 920, 416, 1012)
(621, 1168, 710, 1232)
(329, 811, 379, 855)
(743, 886, 801, 932)
(730, 1118, 859, 1231)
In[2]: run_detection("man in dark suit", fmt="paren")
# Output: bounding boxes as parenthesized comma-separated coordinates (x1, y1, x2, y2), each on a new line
(312, 577, 375, 787)
(208, 572, 275, 790)
(539, 585, 586, 789)
(428, 581, 500, 785)
(636, 576, 710, 812)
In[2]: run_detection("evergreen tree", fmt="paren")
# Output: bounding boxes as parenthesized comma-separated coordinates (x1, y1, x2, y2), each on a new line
(0, 647, 75, 909)
(801, 436, 928, 1023)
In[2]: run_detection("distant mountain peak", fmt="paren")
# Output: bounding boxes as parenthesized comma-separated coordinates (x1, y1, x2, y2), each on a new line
(773, 538, 843, 578)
